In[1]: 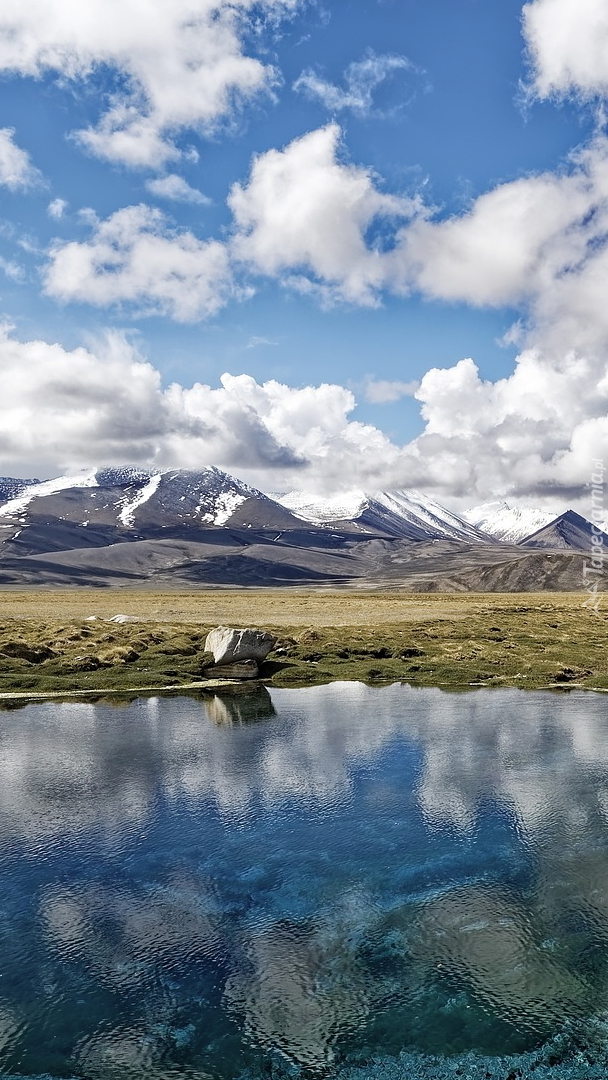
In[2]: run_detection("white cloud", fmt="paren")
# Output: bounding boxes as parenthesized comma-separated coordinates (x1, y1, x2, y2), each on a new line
(226, 121, 608, 503)
(405, 351, 608, 503)
(0, 0, 302, 168)
(0, 256, 24, 282)
(523, 0, 608, 100)
(293, 50, 412, 116)
(0, 128, 41, 190)
(0, 326, 409, 491)
(0, 322, 606, 509)
(363, 379, 418, 404)
(145, 174, 211, 204)
(47, 197, 67, 218)
(44, 204, 235, 321)
(230, 124, 419, 305)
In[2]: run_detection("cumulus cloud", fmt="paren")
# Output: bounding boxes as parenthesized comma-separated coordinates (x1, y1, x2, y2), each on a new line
(406, 352, 608, 502)
(226, 122, 608, 504)
(293, 50, 413, 116)
(0, 321, 605, 508)
(523, 0, 608, 100)
(0, 0, 302, 168)
(145, 174, 211, 204)
(0, 128, 41, 190)
(230, 124, 420, 305)
(44, 204, 235, 321)
(0, 326, 405, 489)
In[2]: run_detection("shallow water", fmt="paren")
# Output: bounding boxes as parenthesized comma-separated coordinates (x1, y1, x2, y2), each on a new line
(1, 684, 608, 1078)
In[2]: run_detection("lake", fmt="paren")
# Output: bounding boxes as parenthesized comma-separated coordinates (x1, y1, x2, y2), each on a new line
(1, 683, 608, 1079)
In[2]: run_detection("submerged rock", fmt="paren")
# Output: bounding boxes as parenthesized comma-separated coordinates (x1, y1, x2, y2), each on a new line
(205, 626, 276, 665)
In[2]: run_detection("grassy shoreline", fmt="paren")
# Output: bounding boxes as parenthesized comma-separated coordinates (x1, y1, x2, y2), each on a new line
(1, 589, 607, 700)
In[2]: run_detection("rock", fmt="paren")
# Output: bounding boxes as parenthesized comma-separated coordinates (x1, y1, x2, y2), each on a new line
(204, 659, 259, 680)
(68, 654, 102, 671)
(205, 626, 276, 666)
(0, 641, 56, 663)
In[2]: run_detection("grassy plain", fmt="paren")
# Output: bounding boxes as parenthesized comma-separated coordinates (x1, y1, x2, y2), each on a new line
(0, 589, 607, 699)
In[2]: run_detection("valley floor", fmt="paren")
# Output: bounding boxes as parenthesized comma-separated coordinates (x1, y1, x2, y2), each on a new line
(0, 589, 606, 698)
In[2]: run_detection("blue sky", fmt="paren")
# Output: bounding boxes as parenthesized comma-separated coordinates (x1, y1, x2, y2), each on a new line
(0, 0, 606, 508)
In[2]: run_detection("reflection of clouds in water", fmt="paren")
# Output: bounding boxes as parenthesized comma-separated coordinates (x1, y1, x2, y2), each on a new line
(407, 884, 590, 1036)
(0, 1004, 20, 1058)
(6, 684, 608, 1067)
(2, 684, 608, 847)
(0, 701, 157, 846)
(42, 873, 225, 991)
(76, 1022, 159, 1080)
(224, 920, 367, 1066)
(41, 873, 371, 1067)
(399, 689, 608, 838)
(0, 683, 409, 845)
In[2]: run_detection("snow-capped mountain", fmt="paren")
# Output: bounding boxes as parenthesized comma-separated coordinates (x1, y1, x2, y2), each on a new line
(465, 501, 559, 544)
(278, 488, 490, 543)
(0, 466, 603, 589)
(0, 466, 304, 536)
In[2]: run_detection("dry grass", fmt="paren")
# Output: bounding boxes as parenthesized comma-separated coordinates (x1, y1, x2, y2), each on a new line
(0, 589, 607, 697)
(0, 587, 588, 626)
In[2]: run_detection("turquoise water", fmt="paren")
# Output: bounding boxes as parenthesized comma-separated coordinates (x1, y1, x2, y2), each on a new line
(1, 684, 608, 1078)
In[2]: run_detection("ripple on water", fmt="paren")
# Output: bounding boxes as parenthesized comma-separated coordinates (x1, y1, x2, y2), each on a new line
(1, 687, 608, 1078)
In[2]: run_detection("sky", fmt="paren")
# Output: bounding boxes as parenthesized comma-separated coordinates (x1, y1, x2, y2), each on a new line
(0, 0, 607, 511)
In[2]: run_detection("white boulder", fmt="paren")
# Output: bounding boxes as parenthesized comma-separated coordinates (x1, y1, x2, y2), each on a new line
(205, 626, 276, 666)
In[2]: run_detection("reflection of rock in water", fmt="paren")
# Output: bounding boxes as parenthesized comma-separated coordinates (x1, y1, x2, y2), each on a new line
(204, 685, 276, 726)
(224, 920, 368, 1067)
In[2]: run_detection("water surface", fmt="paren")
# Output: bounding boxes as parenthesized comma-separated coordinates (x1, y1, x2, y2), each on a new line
(1, 684, 608, 1079)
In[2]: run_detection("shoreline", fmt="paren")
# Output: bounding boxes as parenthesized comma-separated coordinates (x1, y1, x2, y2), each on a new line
(1, 680, 608, 707)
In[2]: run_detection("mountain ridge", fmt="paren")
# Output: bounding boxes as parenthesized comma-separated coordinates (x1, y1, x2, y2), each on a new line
(0, 467, 605, 590)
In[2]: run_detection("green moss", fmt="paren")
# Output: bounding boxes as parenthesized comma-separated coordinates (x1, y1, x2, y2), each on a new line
(1, 600, 607, 698)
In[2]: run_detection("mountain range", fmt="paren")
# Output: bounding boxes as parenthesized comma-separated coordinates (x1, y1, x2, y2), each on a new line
(0, 467, 605, 590)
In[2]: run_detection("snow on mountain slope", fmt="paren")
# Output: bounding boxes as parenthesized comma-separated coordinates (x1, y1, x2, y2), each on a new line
(374, 490, 490, 543)
(276, 490, 367, 523)
(465, 502, 558, 544)
(0, 469, 99, 518)
(0, 466, 295, 532)
(118, 472, 162, 527)
(277, 488, 489, 542)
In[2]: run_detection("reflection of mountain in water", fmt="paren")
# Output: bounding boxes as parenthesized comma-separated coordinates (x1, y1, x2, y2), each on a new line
(3, 687, 608, 1072)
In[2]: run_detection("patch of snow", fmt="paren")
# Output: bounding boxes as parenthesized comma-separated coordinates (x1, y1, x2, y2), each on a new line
(0, 469, 98, 517)
(465, 501, 558, 544)
(118, 472, 162, 527)
(107, 614, 139, 623)
(200, 490, 247, 525)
